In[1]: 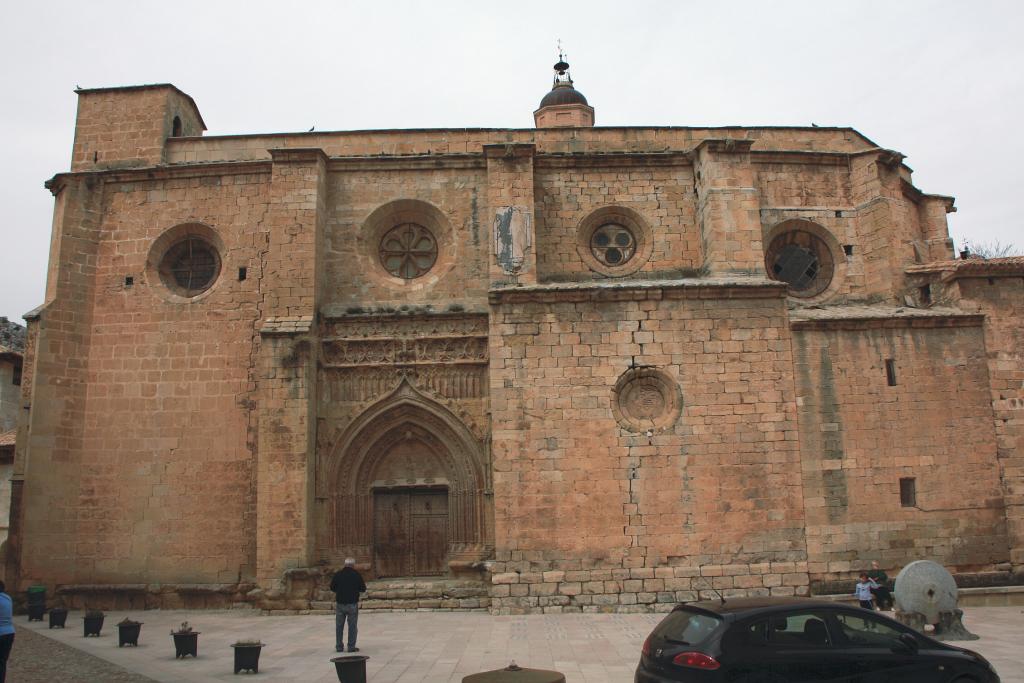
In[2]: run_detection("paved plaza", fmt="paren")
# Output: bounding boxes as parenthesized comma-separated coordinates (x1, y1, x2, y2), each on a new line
(12, 606, 1024, 682)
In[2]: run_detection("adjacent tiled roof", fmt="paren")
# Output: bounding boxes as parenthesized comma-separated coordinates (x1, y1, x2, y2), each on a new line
(906, 256, 1024, 279)
(0, 429, 16, 448)
(0, 317, 25, 353)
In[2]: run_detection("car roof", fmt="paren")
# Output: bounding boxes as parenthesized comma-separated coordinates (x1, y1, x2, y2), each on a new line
(677, 597, 841, 616)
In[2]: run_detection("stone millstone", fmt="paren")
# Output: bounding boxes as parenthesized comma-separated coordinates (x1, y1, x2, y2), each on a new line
(893, 560, 958, 624)
(462, 662, 566, 683)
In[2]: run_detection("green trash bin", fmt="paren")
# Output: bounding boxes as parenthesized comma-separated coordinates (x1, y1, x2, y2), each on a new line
(462, 662, 566, 683)
(26, 585, 46, 622)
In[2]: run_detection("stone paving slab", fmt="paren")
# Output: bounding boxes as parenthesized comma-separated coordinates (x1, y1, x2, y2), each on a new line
(13, 606, 1024, 682)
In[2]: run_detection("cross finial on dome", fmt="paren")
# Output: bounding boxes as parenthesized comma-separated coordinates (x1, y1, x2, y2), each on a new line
(554, 40, 572, 85)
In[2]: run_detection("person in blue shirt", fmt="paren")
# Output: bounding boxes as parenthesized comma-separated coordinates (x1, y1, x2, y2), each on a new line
(853, 572, 879, 610)
(0, 580, 14, 682)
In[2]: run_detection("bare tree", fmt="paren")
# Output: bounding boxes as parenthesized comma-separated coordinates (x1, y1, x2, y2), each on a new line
(961, 239, 1021, 259)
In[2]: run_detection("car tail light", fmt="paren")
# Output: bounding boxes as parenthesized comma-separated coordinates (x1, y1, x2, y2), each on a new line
(641, 635, 652, 656)
(672, 652, 721, 670)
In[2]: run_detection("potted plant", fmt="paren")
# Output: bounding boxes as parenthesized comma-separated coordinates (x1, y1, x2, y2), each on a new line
(26, 585, 47, 622)
(171, 621, 200, 658)
(48, 606, 68, 629)
(231, 638, 265, 674)
(117, 617, 143, 647)
(82, 609, 104, 637)
(331, 653, 369, 682)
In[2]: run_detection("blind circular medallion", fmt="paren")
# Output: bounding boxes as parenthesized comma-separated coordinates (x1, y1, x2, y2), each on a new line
(612, 368, 681, 432)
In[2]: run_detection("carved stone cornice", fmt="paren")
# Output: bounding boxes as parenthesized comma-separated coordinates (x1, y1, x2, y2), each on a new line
(535, 152, 692, 169)
(488, 278, 787, 305)
(320, 314, 488, 368)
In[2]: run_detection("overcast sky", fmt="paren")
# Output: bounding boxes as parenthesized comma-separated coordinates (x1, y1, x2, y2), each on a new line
(1, 0, 1021, 323)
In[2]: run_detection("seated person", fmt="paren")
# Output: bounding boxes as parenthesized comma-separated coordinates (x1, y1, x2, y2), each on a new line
(867, 560, 893, 610)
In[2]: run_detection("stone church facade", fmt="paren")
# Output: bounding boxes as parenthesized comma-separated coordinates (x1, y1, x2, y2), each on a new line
(8, 61, 1023, 613)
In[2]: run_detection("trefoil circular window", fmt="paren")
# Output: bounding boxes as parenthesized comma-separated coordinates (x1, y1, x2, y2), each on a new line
(158, 236, 221, 296)
(379, 223, 438, 279)
(765, 230, 835, 297)
(590, 223, 636, 267)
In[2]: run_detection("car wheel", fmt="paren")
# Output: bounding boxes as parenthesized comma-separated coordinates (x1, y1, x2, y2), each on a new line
(949, 677, 978, 683)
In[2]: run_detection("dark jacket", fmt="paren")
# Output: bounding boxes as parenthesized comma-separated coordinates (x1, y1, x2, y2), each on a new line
(330, 566, 366, 604)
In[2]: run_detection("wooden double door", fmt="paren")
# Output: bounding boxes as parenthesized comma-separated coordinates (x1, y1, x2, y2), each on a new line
(373, 488, 448, 578)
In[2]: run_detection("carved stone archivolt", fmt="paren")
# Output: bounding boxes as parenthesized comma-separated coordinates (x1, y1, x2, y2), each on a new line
(612, 367, 682, 433)
(316, 380, 493, 568)
(323, 366, 487, 403)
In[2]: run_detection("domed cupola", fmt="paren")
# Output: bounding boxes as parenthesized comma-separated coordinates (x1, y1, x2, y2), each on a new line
(534, 53, 595, 128)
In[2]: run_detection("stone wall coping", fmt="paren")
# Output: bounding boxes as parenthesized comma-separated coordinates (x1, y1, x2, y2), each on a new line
(260, 316, 313, 335)
(816, 585, 1024, 603)
(488, 277, 786, 305)
(790, 304, 984, 330)
(56, 582, 250, 594)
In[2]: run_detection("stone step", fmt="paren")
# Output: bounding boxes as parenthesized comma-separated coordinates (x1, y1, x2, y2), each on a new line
(313, 578, 490, 611)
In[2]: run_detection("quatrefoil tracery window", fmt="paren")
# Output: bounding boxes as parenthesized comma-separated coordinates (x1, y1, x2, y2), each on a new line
(379, 223, 438, 279)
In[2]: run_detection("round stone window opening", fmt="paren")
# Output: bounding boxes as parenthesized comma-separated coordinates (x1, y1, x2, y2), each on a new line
(590, 223, 636, 267)
(765, 229, 835, 297)
(612, 367, 682, 433)
(158, 236, 221, 297)
(379, 223, 438, 279)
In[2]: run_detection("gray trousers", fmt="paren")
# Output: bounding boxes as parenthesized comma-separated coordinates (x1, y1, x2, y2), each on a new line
(335, 602, 359, 650)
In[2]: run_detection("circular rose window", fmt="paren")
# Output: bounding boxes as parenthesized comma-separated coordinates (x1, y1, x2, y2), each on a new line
(158, 236, 221, 297)
(765, 230, 835, 297)
(379, 223, 438, 279)
(590, 223, 636, 267)
(612, 368, 682, 433)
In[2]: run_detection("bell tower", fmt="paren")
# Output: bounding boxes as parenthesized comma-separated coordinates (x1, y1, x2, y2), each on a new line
(533, 53, 595, 128)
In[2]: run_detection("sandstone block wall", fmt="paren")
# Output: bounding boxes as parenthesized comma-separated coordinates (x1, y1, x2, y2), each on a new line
(21, 169, 270, 586)
(793, 321, 1008, 588)
(534, 163, 699, 281)
(957, 276, 1024, 567)
(487, 285, 810, 612)
(322, 164, 490, 310)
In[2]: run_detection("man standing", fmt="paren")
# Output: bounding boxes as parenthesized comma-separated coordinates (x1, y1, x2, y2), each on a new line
(0, 581, 14, 682)
(330, 558, 366, 653)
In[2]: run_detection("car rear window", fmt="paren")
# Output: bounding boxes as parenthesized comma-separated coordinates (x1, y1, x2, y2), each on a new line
(655, 608, 724, 645)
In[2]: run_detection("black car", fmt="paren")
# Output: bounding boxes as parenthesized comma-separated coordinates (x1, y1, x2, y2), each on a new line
(635, 597, 1000, 682)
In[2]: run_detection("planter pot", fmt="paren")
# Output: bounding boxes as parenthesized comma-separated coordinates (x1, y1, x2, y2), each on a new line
(117, 622, 143, 647)
(232, 643, 264, 674)
(83, 615, 104, 637)
(49, 608, 68, 629)
(172, 632, 200, 658)
(331, 655, 369, 683)
(26, 585, 46, 621)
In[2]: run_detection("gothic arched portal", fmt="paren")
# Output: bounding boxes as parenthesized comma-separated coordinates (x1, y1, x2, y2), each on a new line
(318, 380, 492, 577)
